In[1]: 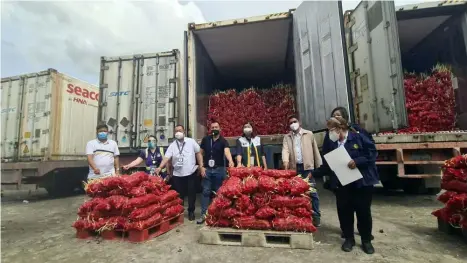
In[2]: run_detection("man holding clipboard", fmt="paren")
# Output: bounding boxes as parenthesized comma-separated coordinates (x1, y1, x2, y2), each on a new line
(313, 116, 379, 254)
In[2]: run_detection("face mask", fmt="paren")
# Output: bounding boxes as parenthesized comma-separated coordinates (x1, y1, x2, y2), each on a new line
(148, 141, 155, 149)
(212, 130, 220, 136)
(329, 130, 340, 142)
(290, 122, 299, 131)
(243, 127, 252, 135)
(97, 132, 108, 140)
(175, 132, 184, 140)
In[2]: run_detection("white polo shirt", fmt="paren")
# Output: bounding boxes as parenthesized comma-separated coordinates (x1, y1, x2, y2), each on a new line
(165, 137, 200, 177)
(86, 139, 120, 179)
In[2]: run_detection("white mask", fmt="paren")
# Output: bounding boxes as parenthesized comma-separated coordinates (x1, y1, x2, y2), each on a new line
(290, 122, 299, 131)
(329, 130, 340, 142)
(243, 127, 252, 134)
(175, 132, 184, 140)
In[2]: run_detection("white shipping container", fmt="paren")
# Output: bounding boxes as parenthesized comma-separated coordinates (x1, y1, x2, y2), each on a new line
(98, 50, 184, 149)
(1, 69, 99, 161)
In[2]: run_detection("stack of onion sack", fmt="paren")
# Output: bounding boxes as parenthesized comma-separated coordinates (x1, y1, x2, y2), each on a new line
(205, 167, 317, 233)
(207, 83, 296, 137)
(399, 64, 456, 134)
(72, 172, 184, 234)
(432, 155, 467, 231)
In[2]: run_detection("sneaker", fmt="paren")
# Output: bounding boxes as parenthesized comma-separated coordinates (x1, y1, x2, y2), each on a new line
(196, 215, 206, 224)
(188, 212, 195, 221)
(341, 239, 356, 252)
(361, 241, 375, 254)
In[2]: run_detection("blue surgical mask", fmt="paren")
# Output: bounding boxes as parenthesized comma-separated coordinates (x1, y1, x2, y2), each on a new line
(97, 132, 108, 140)
(148, 141, 155, 149)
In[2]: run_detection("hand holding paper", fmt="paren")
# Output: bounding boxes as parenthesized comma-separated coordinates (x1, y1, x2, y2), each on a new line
(324, 147, 363, 186)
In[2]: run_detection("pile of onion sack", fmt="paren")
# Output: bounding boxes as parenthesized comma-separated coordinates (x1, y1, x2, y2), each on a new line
(73, 172, 184, 233)
(381, 64, 456, 135)
(205, 167, 317, 233)
(432, 155, 467, 231)
(207, 83, 296, 137)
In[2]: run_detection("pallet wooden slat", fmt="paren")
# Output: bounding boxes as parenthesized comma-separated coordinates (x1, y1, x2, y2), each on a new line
(198, 226, 314, 250)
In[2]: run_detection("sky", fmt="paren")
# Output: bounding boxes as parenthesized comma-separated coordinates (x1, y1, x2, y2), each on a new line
(1, 0, 434, 85)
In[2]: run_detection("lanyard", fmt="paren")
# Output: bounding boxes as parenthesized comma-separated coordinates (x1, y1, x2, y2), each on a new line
(176, 141, 185, 155)
(210, 137, 218, 159)
(150, 148, 158, 160)
(247, 141, 260, 167)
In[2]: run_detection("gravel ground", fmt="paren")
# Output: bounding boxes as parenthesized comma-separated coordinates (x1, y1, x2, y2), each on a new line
(2, 183, 466, 263)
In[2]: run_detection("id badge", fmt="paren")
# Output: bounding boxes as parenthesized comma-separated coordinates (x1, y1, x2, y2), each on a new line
(208, 159, 215, 167)
(250, 157, 255, 167)
(176, 157, 184, 167)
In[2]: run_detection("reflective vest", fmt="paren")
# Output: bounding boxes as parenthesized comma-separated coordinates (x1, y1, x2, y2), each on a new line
(238, 136, 263, 167)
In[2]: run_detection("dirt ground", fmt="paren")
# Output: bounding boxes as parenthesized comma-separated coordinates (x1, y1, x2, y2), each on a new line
(2, 183, 466, 263)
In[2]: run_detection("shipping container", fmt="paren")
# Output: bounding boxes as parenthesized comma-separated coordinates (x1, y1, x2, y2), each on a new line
(1, 69, 99, 195)
(185, 1, 411, 142)
(98, 50, 184, 152)
(1, 68, 99, 161)
(185, 0, 467, 192)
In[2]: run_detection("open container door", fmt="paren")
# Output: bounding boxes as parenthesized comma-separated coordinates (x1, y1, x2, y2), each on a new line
(345, 1, 407, 133)
(293, 1, 351, 131)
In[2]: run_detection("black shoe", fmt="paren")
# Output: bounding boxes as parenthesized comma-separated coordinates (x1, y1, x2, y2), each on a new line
(341, 232, 374, 240)
(361, 241, 375, 254)
(196, 215, 206, 224)
(188, 212, 195, 221)
(341, 239, 355, 252)
(313, 217, 321, 227)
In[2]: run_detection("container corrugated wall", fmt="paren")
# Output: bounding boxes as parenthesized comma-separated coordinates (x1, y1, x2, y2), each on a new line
(1, 69, 99, 162)
(98, 50, 183, 149)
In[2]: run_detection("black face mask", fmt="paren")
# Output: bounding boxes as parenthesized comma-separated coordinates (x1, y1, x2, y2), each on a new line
(212, 130, 220, 136)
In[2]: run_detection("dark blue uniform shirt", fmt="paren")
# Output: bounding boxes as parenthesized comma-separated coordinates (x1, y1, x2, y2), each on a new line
(314, 131, 379, 189)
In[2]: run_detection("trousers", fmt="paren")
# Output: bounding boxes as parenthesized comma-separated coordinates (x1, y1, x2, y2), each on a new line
(335, 185, 373, 241)
(296, 164, 321, 219)
(201, 167, 226, 215)
(171, 172, 197, 213)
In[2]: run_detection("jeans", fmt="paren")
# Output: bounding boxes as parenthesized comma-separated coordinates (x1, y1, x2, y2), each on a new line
(296, 164, 321, 219)
(201, 167, 226, 216)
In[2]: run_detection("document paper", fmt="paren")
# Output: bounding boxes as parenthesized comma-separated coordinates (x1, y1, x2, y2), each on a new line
(323, 146, 363, 186)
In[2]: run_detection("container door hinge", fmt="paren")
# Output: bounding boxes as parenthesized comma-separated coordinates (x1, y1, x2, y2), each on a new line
(169, 78, 177, 84)
(348, 44, 358, 53)
(42, 129, 49, 134)
(100, 84, 108, 89)
(101, 65, 109, 70)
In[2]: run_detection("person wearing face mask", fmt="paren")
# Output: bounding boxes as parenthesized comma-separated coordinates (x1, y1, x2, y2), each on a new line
(122, 135, 169, 179)
(282, 115, 323, 226)
(197, 121, 235, 224)
(85, 124, 120, 179)
(235, 122, 268, 169)
(155, 125, 203, 221)
(313, 116, 378, 254)
(328, 106, 375, 241)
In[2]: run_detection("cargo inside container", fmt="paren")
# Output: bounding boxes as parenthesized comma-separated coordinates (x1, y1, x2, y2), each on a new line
(191, 16, 296, 139)
(395, 4, 467, 130)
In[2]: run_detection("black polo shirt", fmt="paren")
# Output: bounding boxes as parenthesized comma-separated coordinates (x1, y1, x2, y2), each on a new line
(200, 135, 229, 168)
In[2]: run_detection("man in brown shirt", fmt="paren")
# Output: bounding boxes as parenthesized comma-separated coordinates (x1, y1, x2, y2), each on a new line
(282, 115, 322, 226)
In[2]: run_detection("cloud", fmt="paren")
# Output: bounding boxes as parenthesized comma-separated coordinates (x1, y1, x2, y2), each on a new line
(1, 0, 205, 84)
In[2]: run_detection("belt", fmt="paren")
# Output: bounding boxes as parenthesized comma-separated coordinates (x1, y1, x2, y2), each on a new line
(206, 166, 219, 169)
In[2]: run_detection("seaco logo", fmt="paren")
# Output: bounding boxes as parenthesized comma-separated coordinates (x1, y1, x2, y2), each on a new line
(66, 84, 99, 101)
(108, 91, 130, 97)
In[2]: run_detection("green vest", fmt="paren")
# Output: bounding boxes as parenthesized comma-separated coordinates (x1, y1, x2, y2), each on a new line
(238, 136, 263, 167)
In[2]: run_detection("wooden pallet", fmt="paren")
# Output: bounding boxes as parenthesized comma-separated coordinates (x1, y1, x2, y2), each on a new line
(198, 226, 314, 250)
(76, 213, 184, 243)
(437, 218, 467, 243)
